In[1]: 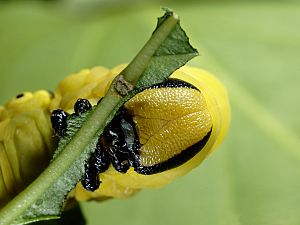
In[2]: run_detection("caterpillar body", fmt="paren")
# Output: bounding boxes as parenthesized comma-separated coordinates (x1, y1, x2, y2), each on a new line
(0, 65, 230, 205)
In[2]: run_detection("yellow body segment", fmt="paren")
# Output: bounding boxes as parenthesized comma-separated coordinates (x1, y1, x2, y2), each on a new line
(50, 66, 111, 113)
(0, 91, 55, 208)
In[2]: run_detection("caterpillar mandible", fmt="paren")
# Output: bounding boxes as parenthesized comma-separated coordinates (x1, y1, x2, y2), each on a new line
(0, 64, 230, 205)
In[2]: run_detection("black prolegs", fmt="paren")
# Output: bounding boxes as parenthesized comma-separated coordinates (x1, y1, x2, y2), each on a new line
(50, 98, 140, 191)
(74, 98, 92, 114)
(51, 109, 68, 137)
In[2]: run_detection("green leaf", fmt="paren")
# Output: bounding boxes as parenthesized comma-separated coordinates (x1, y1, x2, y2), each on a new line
(0, 8, 197, 225)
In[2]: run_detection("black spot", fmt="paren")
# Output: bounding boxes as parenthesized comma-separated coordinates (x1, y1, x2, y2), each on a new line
(74, 98, 92, 114)
(16, 93, 24, 99)
(51, 109, 68, 137)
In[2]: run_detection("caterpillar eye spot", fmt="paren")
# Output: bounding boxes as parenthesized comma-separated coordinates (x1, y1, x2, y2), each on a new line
(74, 98, 92, 114)
(51, 109, 68, 137)
(16, 93, 24, 99)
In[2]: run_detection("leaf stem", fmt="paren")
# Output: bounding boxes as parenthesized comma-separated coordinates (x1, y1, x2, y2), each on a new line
(0, 11, 180, 225)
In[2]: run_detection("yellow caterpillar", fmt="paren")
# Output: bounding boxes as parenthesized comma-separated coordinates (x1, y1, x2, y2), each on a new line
(0, 65, 230, 206)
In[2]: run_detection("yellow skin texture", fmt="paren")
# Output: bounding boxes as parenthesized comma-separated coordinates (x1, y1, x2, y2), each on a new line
(125, 88, 212, 167)
(0, 65, 230, 205)
(0, 91, 55, 208)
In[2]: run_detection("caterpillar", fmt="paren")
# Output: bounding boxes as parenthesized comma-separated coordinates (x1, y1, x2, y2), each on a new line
(0, 64, 230, 205)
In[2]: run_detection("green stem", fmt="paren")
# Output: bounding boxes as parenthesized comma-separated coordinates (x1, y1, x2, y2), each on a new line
(0, 12, 179, 225)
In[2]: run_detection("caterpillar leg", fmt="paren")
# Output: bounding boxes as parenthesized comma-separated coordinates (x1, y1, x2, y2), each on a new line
(81, 162, 101, 192)
(101, 127, 130, 174)
(51, 109, 68, 137)
(74, 98, 92, 114)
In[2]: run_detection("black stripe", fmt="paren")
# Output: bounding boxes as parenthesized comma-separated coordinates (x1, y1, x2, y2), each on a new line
(150, 78, 199, 90)
(135, 128, 212, 175)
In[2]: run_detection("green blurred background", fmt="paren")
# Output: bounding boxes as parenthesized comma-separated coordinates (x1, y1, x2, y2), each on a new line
(1, 0, 300, 224)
